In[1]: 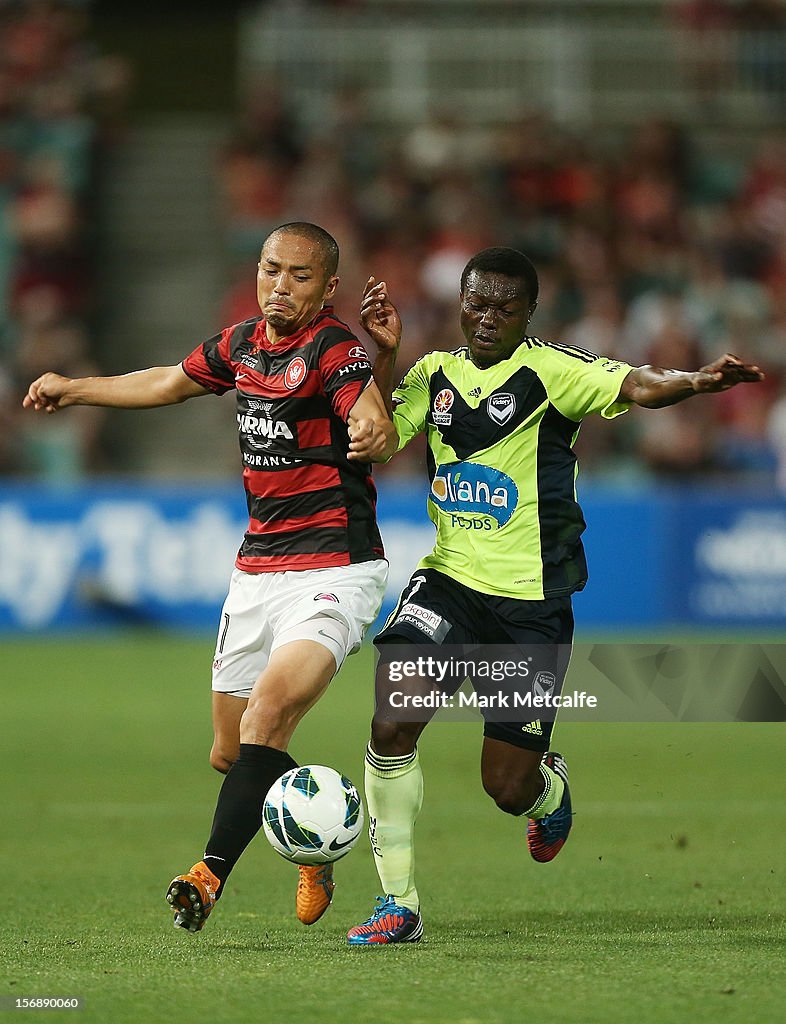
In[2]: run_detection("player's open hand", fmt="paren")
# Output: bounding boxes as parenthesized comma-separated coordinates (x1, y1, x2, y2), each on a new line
(348, 416, 389, 462)
(692, 354, 765, 393)
(359, 277, 401, 352)
(22, 372, 73, 413)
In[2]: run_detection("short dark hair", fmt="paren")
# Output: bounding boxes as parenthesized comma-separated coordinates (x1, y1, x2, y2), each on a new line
(265, 222, 340, 278)
(460, 247, 539, 306)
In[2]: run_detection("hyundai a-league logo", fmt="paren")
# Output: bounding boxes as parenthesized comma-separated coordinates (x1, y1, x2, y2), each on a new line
(433, 388, 455, 425)
(284, 357, 307, 390)
(434, 388, 454, 412)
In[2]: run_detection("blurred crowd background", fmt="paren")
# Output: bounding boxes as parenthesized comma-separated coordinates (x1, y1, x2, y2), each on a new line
(0, 0, 129, 477)
(3, 0, 786, 488)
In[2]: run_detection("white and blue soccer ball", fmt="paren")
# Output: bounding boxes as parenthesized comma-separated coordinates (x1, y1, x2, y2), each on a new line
(262, 765, 364, 865)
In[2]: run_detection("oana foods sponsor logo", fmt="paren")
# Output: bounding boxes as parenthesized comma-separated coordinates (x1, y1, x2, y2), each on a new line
(430, 462, 518, 528)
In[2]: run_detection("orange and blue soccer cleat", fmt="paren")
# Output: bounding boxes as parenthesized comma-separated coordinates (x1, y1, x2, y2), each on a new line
(527, 751, 573, 863)
(296, 863, 335, 925)
(347, 895, 423, 945)
(166, 861, 221, 933)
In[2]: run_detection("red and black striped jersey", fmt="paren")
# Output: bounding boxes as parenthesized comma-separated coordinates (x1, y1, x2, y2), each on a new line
(181, 306, 385, 573)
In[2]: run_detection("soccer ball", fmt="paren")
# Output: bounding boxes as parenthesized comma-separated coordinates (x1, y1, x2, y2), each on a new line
(262, 765, 364, 865)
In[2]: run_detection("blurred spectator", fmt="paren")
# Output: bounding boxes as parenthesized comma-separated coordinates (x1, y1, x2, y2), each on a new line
(671, 1, 735, 113)
(736, 0, 786, 112)
(403, 113, 465, 183)
(636, 401, 719, 478)
(14, 317, 104, 479)
(0, 0, 129, 479)
(562, 283, 625, 358)
(219, 143, 289, 257)
(739, 131, 786, 243)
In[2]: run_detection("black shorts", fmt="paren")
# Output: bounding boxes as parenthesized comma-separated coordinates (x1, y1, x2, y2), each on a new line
(375, 568, 574, 752)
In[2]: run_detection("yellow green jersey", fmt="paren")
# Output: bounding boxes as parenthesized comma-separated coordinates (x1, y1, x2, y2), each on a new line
(392, 338, 633, 600)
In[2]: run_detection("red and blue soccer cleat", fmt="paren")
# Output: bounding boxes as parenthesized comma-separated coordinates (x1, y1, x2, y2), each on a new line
(527, 751, 573, 863)
(347, 895, 423, 945)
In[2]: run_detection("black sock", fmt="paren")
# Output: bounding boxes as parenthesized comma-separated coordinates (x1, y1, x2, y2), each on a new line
(203, 743, 297, 893)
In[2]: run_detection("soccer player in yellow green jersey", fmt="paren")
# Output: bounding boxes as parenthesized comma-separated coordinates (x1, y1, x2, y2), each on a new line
(345, 247, 764, 945)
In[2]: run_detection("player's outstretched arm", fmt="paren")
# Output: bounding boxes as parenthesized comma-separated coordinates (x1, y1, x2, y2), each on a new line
(619, 353, 765, 409)
(360, 276, 401, 415)
(23, 365, 209, 414)
(347, 379, 399, 463)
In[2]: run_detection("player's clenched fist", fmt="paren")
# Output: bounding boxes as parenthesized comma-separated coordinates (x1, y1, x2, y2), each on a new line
(347, 416, 388, 461)
(23, 372, 74, 413)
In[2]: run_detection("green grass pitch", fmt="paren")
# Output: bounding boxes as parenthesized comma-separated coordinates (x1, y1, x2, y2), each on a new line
(2, 635, 785, 1024)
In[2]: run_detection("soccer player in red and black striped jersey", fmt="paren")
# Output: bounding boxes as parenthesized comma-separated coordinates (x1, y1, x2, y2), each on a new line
(23, 222, 399, 932)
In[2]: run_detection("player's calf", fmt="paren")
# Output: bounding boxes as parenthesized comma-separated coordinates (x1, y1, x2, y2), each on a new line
(483, 773, 543, 816)
(480, 738, 546, 816)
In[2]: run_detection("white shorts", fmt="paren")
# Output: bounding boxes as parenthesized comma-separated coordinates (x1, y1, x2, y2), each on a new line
(211, 559, 388, 699)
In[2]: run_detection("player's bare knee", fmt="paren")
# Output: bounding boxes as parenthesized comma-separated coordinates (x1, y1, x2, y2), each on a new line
(241, 692, 302, 745)
(243, 699, 281, 735)
(370, 717, 418, 757)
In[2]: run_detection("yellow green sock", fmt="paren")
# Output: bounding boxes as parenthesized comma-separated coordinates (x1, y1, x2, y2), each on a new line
(364, 743, 423, 913)
(525, 761, 565, 819)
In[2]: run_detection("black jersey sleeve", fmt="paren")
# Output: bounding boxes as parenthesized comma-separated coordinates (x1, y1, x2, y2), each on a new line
(181, 326, 237, 394)
(317, 326, 374, 420)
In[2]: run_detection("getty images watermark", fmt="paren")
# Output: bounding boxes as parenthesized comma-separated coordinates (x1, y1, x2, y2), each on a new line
(376, 644, 579, 723)
(374, 643, 786, 723)
(384, 652, 595, 714)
